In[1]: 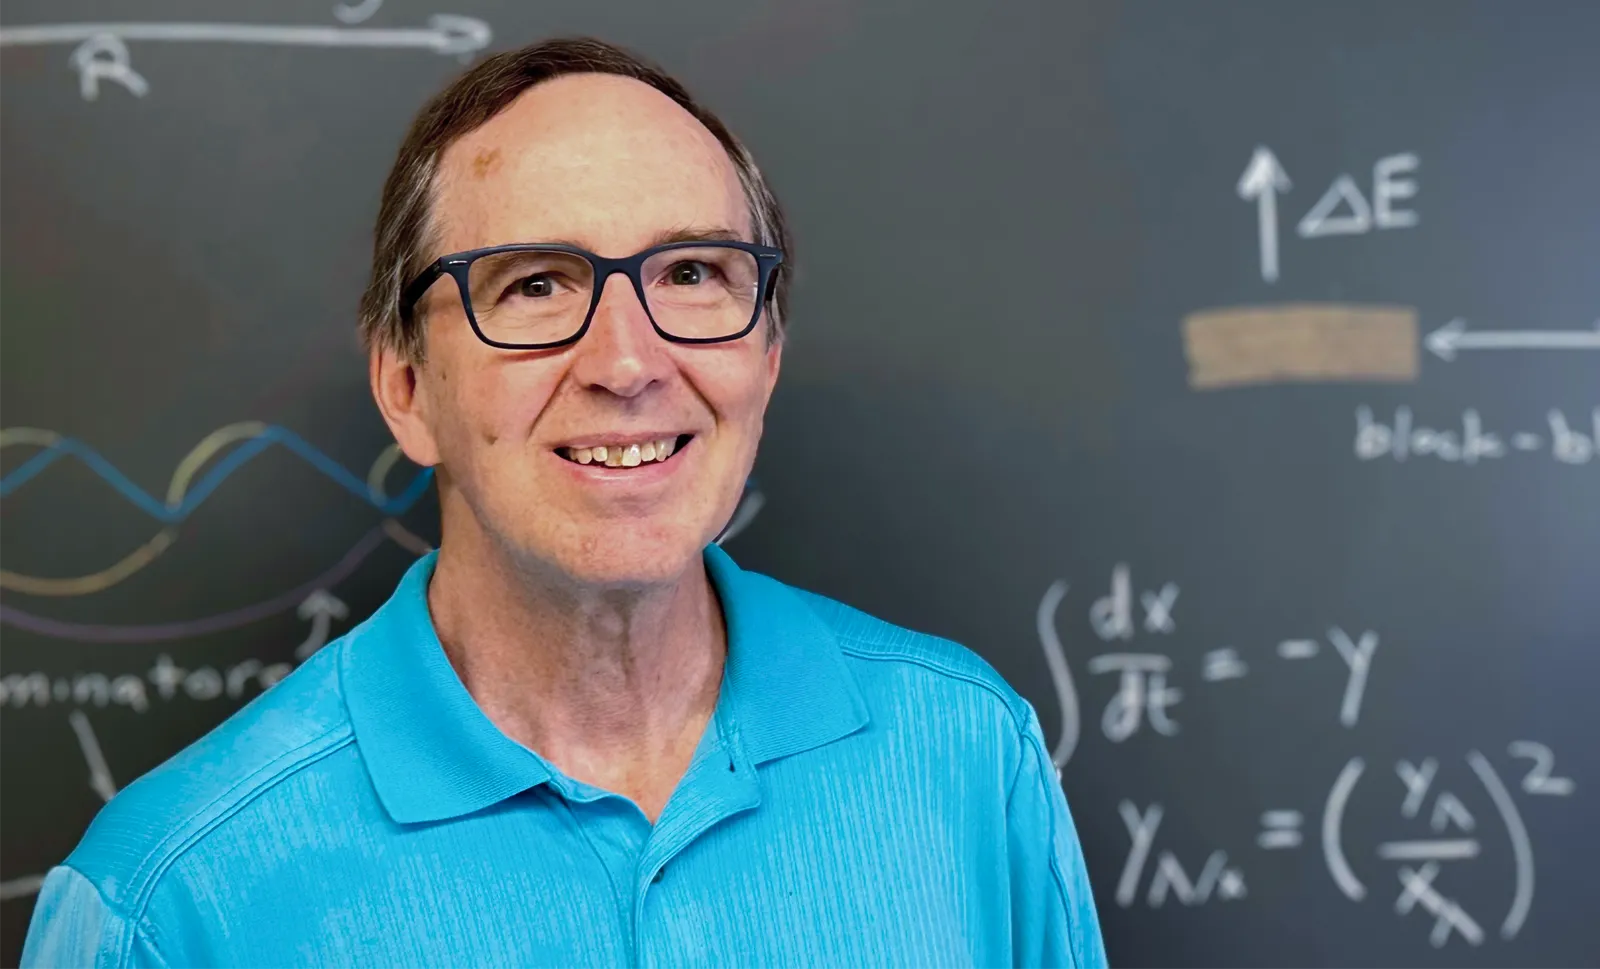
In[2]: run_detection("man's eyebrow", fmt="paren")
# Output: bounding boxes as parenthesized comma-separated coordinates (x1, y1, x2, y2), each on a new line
(645, 225, 746, 247)
(519, 226, 747, 253)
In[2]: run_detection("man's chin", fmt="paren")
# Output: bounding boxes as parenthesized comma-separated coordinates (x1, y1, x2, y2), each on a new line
(529, 529, 710, 591)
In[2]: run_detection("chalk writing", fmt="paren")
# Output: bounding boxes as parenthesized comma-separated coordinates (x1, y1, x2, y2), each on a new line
(1030, 553, 1576, 950)
(294, 591, 349, 659)
(1035, 580, 1081, 769)
(333, 0, 384, 24)
(0, 656, 294, 712)
(1116, 801, 1247, 908)
(1090, 565, 1180, 641)
(1326, 750, 1543, 947)
(1354, 406, 1599, 466)
(1236, 145, 1419, 283)
(1508, 741, 1575, 796)
(0, 595, 341, 711)
(1087, 654, 1182, 741)
(0, 616, 335, 901)
(1425, 318, 1600, 362)
(1396, 863, 1484, 947)
(1256, 810, 1304, 849)
(1236, 147, 1290, 282)
(1036, 578, 1384, 760)
(0, 15, 493, 100)
(1327, 628, 1378, 728)
(68, 710, 117, 804)
(1201, 648, 1248, 682)
(1297, 153, 1420, 238)
(1124, 746, 1567, 948)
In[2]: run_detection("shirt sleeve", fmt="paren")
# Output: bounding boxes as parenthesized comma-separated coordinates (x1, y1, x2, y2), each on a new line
(21, 866, 172, 969)
(1006, 706, 1109, 969)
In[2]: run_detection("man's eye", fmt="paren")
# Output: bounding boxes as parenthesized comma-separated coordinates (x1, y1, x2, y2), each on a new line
(511, 274, 557, 299)
(667, 261, 715, 286)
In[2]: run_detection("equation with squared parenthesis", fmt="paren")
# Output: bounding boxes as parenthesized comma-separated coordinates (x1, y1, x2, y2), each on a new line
(1033, 564, 1578, 951)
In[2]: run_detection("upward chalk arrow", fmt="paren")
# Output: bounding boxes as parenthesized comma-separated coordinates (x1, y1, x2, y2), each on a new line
(1237, 146, 1292, 283)
(1425, 318, 1600, 361)
(295, 590, 350, 658)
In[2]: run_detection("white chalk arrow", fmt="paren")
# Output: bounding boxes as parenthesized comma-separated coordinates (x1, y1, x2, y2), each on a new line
(0, 16, 492, 56)
(295, 590, 349, 658)
(1425, 318, 1600, 361)
(68, 710, 119, 803)
(0, 874, 46, 901)
(1237, 146, 1292, 283)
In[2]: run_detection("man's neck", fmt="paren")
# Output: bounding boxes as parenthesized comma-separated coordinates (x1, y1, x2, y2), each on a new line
(424, 526, 726, 822)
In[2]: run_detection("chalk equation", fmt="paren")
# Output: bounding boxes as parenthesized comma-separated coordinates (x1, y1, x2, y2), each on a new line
(1355, 405, 1600, 467)
(1237, 145, 1419, 284)
(1114, 744, 1574, 950)
(0, 3, 491, 100)
(1036, 566, 1379, 767)
(1034, 562, 1582, 950)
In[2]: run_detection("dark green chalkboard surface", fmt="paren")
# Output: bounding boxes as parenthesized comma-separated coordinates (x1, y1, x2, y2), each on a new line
(3, 2, 1595, 965)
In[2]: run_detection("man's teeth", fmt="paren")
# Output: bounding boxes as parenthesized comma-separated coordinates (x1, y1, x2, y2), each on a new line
(564, 437, 677, 466)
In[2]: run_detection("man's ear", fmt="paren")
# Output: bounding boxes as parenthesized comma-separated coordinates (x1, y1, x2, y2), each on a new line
(370, 345, 441, 468)
(762, 331, 783, 401)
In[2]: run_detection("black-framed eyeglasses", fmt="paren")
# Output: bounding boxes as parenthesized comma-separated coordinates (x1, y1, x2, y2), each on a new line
(399, 241, 784, 350)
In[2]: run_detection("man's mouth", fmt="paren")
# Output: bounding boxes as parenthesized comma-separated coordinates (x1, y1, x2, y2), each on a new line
(555, 434, 693, 468)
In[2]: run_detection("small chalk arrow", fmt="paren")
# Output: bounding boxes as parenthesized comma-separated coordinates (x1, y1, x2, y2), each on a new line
(1237, 146, 1292, 283)
(295, 590, 349, 658)
(68, 710, 118, 803)
(1425, 318, 1600, 361)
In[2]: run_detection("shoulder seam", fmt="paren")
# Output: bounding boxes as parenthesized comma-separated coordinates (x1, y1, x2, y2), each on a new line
(53, 862, 160, 968)
(1018, 713, 1085, 967)
(1004, 718, 1032, 810)
(123, 722, 355, 922)
(835, 638, 1027, 731)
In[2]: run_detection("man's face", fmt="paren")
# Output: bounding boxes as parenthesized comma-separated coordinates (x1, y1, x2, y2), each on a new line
(383, 73, 781, 586)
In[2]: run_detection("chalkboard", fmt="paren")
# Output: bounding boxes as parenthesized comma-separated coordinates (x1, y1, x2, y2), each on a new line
(2, 2, 1596, 966)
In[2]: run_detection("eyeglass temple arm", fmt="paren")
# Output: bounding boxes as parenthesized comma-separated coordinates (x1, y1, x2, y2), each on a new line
(398, 260, 449, 323)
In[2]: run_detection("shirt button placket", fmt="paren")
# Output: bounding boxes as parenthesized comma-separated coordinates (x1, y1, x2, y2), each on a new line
(637, 875, 656, 969)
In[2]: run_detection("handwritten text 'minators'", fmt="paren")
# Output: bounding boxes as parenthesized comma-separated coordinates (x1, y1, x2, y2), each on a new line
(1, 653, 306, 712)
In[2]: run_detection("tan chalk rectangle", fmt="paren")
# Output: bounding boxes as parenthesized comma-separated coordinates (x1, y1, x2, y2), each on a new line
(1183, 304, 1418, 390)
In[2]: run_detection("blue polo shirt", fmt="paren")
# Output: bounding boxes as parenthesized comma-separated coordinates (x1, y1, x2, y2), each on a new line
(23, 545, 1107, 968)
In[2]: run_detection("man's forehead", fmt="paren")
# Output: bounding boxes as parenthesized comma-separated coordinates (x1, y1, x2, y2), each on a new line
(432, 74, 749, 251)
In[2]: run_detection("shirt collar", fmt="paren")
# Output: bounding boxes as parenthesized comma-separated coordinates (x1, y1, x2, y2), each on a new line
(342, 544, 870, 825)
(703, 542, 870, 766)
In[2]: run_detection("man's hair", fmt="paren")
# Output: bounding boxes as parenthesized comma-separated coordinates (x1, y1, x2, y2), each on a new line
(358, 36, 793, 361)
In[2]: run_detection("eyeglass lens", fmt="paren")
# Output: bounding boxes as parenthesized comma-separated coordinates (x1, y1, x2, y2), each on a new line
(463, 247, 761, 345)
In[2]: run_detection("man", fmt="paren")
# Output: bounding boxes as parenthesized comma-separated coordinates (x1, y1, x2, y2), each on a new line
(23, 37, 1106, 968)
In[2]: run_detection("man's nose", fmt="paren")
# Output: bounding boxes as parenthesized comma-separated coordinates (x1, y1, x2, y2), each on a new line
(569, 271, 670, 397)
